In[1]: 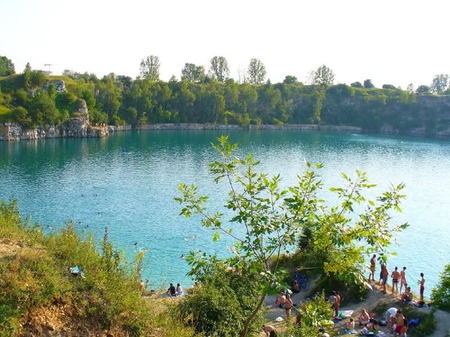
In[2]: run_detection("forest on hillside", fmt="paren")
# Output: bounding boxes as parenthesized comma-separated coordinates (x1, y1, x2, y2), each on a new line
(1, 55, 450, 135)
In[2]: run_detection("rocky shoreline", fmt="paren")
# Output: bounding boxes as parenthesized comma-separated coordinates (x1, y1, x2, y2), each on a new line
(2, 121, 450, 142)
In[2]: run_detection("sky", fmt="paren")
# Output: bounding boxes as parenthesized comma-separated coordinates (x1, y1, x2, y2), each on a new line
(1, 0, 448, 89)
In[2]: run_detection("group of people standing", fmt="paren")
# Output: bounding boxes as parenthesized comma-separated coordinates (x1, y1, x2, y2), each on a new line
(368, 254, 426, 302)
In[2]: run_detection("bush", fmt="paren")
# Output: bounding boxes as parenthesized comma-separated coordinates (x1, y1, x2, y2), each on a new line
(431, 263, 450, 311)
(175, 263, 264, 336)
(0, 199, 154, 335)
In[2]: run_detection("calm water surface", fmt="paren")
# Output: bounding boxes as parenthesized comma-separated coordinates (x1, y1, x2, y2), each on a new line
(1, 130, 449, 297)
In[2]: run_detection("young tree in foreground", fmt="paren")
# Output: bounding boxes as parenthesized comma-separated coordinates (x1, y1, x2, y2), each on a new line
(176, 136, 408, 337)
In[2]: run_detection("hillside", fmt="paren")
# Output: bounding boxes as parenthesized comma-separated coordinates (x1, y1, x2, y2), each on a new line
(2, 70, 450, 140)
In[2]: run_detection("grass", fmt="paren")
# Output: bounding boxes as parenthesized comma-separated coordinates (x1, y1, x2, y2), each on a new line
(0, 199, 197, 336)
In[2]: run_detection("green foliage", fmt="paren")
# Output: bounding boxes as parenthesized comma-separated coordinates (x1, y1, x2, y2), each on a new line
(182, 63, 206, 83)
(0, 199, 163, 335)
(139, 55, 160, 81)
(431, 263, 450, 311)
(310, 64, 335, 87)
(1, 61, 449, 135)
(0, 56, 15, 76)
(286, 292, 335, 336)
(176, 136, 407, 336)
(176, 263, 263, 336)
(210, 56, 230, 82)
(247, 58, 266, 84)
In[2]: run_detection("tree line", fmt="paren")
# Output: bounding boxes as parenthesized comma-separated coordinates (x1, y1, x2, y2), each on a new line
(1, 55, 449, 135)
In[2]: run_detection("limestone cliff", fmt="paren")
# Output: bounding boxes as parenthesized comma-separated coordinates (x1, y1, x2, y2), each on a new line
(0, 99, 108, 141)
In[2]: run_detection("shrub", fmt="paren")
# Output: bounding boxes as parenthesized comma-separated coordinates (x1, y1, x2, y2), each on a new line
(431, 263, 450, 311)
(175, 262, 263, 336)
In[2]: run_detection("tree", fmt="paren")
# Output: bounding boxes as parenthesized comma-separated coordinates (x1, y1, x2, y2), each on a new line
(139, 55, 160, 81)
(310, 64, 335, 87)
(176, 136, 408, 337)
(0, 56, 15, 76)
(430, 74, 449, 94)
(181, 63, 205, 83)
(209, 56, 230, 82)
(351, 81, 363, 88)
(416, 85, 431, 94)
(406, 83, 414, 93)
(23, 62, 32, 89)
(283, 75, 299, 85)
(431, 263, 450, 310)
(247, 58, 266, 85)
(382, 84, 396, 90)
(363, 79, 375, 88)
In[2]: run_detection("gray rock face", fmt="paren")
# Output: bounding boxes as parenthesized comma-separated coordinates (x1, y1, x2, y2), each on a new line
(44, 79, 67, 93)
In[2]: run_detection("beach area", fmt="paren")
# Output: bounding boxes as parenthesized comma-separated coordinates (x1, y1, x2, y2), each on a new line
(261, 281, 450, 337)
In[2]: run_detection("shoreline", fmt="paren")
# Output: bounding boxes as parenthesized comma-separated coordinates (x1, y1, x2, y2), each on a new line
(2, 122, 449, 142)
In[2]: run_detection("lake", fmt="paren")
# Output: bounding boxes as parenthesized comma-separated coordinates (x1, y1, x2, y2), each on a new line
(1, 130, 449, 298)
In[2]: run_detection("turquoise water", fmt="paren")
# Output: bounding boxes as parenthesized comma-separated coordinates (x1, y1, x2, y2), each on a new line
(1, 130, 449, 297)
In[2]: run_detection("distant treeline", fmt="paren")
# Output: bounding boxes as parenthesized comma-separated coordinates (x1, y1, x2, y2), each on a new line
(1, 64, 450, 135)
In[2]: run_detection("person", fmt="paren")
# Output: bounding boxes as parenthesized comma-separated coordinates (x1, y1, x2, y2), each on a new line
(399, 266, 407, 293)
(369, 254, 376, 282)
(284, 293, 294, 322)
(394, 309, 407, 336)
(275, 291, 286, 308)
(167, 283, 176, 297)
(419, 272, 425, 302)
(385, 307, 398, 331)
(359, 308, 370, 326)
(345, 317, 356, 333)
(329, 291, 336, 308)
(334, 291, 341, 318)
(176, 283, 183, 296)
(139, 279, 145, 292)
(380, 264, 389, 294)
(398, 286, 412, 303)
(291, 280, 300, 293)
(262, 324, 277, 337)
(391, 266, 400, 294)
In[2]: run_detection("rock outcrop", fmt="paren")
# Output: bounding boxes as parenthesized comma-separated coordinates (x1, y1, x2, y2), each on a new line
(0, 99, 109, 141)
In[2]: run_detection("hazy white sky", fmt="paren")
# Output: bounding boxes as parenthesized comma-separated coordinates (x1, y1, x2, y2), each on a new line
(1, 0, 448, 89)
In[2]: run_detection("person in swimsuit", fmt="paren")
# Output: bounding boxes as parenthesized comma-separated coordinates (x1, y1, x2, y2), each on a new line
(394, 309, 407, 336)
(359, 308, 371, 326)
(399, 266, 407, 293)
(284, 293, 294, 322)
(419, 273, 425, 302)
(381, 264, 389, 294)
(369, 254, 376, 282)
(391, 266, 400, 294)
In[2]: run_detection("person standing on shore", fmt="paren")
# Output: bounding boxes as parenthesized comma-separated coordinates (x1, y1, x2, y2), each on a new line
(419, 273, 425, 302)
(399, 266, 407, 293)
(334, 291, 341, 318)
(381, 264, 389, 294)
(391, 267, 400, 295)
(369, 254, 376, 282)
(284, 293, 294, 322)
